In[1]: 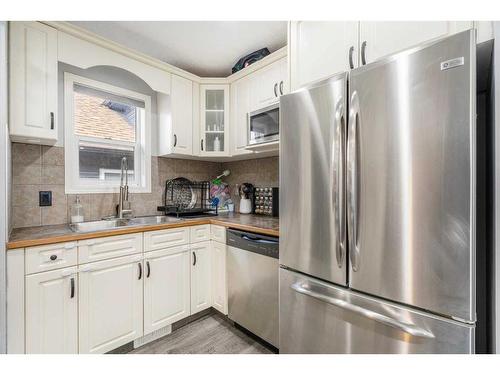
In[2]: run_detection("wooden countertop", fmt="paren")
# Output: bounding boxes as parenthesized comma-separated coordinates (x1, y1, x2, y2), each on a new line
(7, 213, 279, 250)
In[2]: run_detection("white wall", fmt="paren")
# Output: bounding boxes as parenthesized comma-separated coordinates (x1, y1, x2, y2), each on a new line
(0, 20, 9, 354)
(494, 21, 500, 354)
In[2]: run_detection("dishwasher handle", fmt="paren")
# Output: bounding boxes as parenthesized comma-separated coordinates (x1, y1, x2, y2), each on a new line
(241, 234, 278, 245)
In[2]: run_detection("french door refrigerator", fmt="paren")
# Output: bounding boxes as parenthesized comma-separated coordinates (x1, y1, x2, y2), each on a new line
(279, 30, 476, 354)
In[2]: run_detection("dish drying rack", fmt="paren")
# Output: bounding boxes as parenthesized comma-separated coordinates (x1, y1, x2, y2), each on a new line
(157, 177, 218, 217)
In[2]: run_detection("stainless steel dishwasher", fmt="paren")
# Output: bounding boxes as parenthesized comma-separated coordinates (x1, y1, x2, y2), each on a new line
(227, 228, 279, 348)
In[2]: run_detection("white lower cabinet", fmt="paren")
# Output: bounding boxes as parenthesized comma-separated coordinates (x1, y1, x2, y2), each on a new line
(144, 245, 191, 334)
(16, 226, 232, 353)
(190, 241, 212, 314)
(211, 240, 227, 314)
(78, 254, 144, 354)
(25, 267, 78, 354)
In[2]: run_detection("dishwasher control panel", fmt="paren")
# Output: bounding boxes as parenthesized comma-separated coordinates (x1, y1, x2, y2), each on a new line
(226, 228, 279, 259)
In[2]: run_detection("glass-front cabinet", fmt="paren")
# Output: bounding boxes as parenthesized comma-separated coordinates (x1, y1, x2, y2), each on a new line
(200, 84, 230, 156)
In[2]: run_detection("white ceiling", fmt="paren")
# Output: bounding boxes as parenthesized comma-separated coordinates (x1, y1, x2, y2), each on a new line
(69, 21, 287, 77)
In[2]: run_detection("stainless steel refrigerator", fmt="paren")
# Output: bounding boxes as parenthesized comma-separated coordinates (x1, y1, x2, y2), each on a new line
(279, 30, 477, 354)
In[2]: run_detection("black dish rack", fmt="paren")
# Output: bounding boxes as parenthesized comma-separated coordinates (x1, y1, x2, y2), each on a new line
(157, 177, 218, 217)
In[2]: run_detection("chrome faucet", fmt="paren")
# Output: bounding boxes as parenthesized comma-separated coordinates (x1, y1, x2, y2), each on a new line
(117, 156, 132, 219)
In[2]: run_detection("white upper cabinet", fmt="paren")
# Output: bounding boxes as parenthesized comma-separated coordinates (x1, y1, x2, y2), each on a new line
(144, 246, 191, 334)
(200, 84, 230, 156)
(9, 21, 58, 145)
(358, 21, 472, 65)
(78, 255, 143, 354)
(230, 76, 253, 156)
(158, 75, 194, 156)
(289, 21, 359, 91)
(190, 241, 212, 314)
(250, 57, 288, 111)
(25, 267, 78, 354)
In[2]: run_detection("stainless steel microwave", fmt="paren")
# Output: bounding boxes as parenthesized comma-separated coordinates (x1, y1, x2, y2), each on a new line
(248, 102, 279, 146)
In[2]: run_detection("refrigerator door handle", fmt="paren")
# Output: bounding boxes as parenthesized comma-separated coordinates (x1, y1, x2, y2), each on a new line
(347, 91, 360, 271)
(291, 281, 435, 339)
(333, 99, 346, 268)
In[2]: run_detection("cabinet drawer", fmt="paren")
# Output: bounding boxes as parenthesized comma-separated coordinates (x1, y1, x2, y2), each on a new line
(78, 233, 143, 263)
(210, 225, 226, 243)
(190, 225, 211, 243)
(25, 242, 77, 275)
(144, 227, 190, 252)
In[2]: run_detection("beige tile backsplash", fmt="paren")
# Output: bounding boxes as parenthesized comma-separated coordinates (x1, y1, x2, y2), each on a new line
(11, 142, 279, 228)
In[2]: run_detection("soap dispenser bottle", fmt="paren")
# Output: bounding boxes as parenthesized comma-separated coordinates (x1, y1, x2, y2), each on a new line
(70, 195, 84, 224)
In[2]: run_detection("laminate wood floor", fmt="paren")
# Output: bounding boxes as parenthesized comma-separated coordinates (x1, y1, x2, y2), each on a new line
(130, 313, 274, 354)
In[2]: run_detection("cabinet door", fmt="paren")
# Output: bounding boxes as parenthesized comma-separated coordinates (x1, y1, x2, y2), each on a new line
(250, 61, 282, 110)
(289, 21, 359, 91)
(171, 74, 193, 155)
(230, 76, 253, 156)
(278, 57, 289, 96)
(25, 267, 78, 354)
(79, 255, 143, 354)
(200, 84, 230, 156)
(359, 21, 472, 64)
(211, 241, 227, 314)
(144, 246, 190, 334)
(190, 241, 212, 314)
(9, 21, 58, 144)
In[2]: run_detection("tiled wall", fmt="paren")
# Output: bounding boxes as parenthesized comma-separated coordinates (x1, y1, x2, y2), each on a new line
(11, 143, 222, 228)
(11, 143, 279, 228)
(223, 156, 279, 210)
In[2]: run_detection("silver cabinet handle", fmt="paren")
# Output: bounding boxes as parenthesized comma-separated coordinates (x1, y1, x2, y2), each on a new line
(173, 134, 177, 147)
(361, 41, 367, 65)
(347, 91, 360, 272)
(333, 99, 346, 268)
(273, 83, 278, 97)
(50, 112, 54, 130)
(291, 281, 435, 339)
(279, 81, 284, 96)
(348, 46, 355, 69)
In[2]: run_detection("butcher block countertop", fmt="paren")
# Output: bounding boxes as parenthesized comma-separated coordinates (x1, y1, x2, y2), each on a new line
(7, 213, 280, 250)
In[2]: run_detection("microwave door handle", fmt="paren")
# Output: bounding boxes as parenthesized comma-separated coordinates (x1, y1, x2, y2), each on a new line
(347, 91, 360, 272)
(333, 99, 346, 268)
(291, 281, 435, 339)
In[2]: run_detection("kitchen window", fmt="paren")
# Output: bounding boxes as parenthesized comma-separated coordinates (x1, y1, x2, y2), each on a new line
(64, 73, 151, 193)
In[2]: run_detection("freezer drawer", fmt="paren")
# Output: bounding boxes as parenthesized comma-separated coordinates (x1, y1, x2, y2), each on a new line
(279, 268, 474, 354)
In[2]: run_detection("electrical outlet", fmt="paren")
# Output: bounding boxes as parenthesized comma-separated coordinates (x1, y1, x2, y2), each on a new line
(39, 191, 52, 206)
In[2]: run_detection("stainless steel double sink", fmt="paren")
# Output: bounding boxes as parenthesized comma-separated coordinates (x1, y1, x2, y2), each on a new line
(70, 215, 182, 233)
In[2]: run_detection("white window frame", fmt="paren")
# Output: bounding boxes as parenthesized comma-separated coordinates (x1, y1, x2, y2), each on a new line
(64, 73, 151, 194)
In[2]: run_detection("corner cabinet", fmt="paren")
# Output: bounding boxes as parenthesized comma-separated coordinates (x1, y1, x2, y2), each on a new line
(9, 21, 59, 145)
(200, 84, 230, 156)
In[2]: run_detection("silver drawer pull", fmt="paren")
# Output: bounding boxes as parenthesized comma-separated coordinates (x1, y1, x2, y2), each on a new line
(291, 281, 435, 339)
